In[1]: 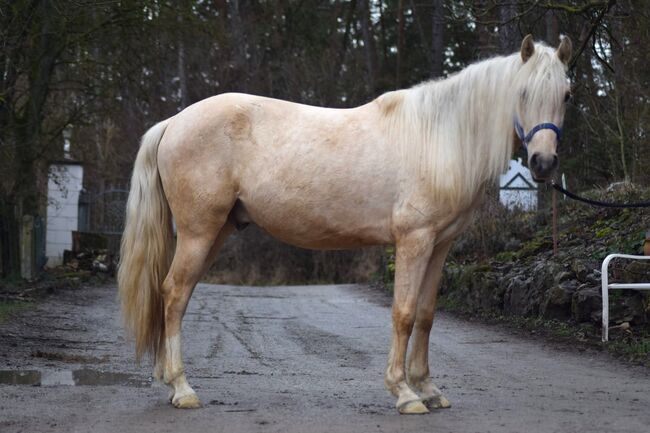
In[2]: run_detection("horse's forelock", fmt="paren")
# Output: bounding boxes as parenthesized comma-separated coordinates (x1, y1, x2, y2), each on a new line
(516, 44, 570, 125)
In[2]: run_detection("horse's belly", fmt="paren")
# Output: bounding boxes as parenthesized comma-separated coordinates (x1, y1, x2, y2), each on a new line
(238, 192, 394, 250)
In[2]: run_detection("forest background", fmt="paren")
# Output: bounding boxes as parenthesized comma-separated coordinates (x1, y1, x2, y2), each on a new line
(0, 0, 647, 282)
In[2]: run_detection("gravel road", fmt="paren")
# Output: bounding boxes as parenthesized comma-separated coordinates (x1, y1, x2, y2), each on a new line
(1, 283, 649, 433)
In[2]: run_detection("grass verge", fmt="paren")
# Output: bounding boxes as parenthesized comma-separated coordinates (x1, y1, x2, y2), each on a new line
(0, 300, 32, 324)
(438, 293, 650, 367)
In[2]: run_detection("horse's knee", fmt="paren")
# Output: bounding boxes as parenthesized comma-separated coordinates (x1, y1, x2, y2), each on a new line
(392, 307, 417, 334)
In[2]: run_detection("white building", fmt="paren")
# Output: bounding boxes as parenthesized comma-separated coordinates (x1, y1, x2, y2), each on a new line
(45, 162, 84, 267)
(499, 158, 537, 211)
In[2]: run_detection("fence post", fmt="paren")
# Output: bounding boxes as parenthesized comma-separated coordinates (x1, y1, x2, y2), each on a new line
(21, 215, 35, 280)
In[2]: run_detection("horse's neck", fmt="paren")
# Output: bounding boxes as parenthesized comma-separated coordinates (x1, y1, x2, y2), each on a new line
(404, 55, 520, 205)
(424, 54, 518, 154)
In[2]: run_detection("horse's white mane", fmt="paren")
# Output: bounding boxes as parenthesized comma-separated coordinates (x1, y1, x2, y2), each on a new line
(379, 43, 567, 209)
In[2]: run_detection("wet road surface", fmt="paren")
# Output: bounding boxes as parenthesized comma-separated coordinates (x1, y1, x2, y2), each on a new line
(1, 283, 649, 433)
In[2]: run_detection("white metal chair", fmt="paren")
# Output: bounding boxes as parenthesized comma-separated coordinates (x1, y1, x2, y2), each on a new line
(601, 253, 650, 342)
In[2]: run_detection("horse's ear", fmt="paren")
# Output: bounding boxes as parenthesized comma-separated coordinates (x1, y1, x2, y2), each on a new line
(520, 34, 535, 63)
(556, 35, 572, 65)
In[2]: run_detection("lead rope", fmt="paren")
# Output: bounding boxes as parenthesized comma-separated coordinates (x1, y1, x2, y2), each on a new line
(550, 181, 650, 208)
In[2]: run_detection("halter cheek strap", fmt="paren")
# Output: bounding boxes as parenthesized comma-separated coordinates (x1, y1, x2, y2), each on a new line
(514, 119, 562, 149)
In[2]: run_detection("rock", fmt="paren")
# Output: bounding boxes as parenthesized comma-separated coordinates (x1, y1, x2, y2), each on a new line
(504, 238, 522, 252)
(609, 292, 647, 325)
(620, 261, 650, 283)
(554, 271, 573, 284)
(465, 266, 500, 312)
(585, 270, 601, 286)
(608, 322, 632, 340)
(571, 285, 601, 323)
(504, 275, 540, 317)
(609, 321, 630, 331)
(570, 259, 589, 283)
(541, 280, 578, 319)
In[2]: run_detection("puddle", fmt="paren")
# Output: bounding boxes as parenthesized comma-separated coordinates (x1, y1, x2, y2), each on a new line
(31, 350, 109, 364)
(0, 369, 151, 387)
(0, 370, 40, 385)
(73, 369, 150, 387)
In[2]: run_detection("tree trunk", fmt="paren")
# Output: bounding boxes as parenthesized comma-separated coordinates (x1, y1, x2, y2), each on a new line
(545, 10, 559, 46)
(396, 0, 405, 87)
(430, 0, 444, 78)
(358, 0, 378, 94)
(0, 200, 19, 278)
(1, 2, 61, 278)
(339, 0, 357, 75)
(609, 4, 629, 181)
(474, 0, 496, 58)
(178, 39, 189, 109)
(378, 0, 388, 72)
(498, 2, 518, 54)
(228, 0, 248, 92)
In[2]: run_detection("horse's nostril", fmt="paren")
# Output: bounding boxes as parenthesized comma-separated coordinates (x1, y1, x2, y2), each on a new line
(530, 153, 557, 179)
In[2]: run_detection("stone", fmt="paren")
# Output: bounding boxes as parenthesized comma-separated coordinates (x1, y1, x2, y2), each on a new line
(571, 285, 601, 323)
(609, 292, 647, 325)
(541, 280, 578, 320)
(570, 259, 589, 283)
(620, 261, 650, 283)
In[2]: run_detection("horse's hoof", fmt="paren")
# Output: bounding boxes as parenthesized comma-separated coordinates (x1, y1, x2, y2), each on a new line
(172, 393, 202, 409)
(398, 399, 429, 414)
(426, 395, 451, 409)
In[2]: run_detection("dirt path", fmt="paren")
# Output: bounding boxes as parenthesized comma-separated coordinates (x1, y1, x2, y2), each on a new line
(1, 283, 649, 433)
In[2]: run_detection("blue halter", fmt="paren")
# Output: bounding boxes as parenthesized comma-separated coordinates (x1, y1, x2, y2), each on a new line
(514, 119, 562, 149)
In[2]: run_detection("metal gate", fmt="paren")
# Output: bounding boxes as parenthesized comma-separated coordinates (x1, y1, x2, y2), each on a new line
(78, 186, 129, 255)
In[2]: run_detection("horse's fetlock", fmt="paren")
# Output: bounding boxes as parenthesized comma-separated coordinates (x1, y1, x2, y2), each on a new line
(163, 367, 184, 385)
(407, 371, 428, 388)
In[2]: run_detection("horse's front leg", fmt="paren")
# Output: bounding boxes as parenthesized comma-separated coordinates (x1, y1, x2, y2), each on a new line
(407, 240, 453, 409)
(385, 228, 436, 414)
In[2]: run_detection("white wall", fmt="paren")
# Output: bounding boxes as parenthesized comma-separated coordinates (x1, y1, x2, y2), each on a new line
(46, 163, 83, 267)
(500, 189, 537, 211)
(499, 158, 538, 211)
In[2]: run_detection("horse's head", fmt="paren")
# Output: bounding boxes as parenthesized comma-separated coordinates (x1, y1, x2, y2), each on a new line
(514, 34, 572, 182)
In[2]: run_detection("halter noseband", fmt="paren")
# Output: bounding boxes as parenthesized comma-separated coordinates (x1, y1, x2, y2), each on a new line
(514, 119, 562, 149)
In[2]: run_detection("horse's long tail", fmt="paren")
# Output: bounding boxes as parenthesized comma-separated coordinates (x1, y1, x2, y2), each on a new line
(118, 119, 174, 363)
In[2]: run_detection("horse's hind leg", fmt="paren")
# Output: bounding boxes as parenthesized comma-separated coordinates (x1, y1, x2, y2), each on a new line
(159, 221, 234, 408)
(407, 240, 453, 409)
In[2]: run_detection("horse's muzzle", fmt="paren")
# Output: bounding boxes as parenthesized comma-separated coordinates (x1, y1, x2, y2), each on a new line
(530, 152, 558, 182)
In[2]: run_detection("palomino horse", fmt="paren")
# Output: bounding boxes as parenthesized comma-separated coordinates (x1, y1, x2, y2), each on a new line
(119, 35, 572, 414)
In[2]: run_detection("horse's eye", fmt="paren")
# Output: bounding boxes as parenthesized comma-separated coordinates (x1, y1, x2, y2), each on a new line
(564, 92, 571, 102)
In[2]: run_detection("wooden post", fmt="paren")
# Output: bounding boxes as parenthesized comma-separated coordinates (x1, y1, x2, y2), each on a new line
(552, 188, 558, 256)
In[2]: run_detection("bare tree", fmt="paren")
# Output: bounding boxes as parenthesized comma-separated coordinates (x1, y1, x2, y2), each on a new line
(358, 0, 379, 94)
(431, 0, 445, 77)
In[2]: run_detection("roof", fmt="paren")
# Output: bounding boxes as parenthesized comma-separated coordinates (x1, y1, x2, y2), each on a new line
(499, 158, 537, 190)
